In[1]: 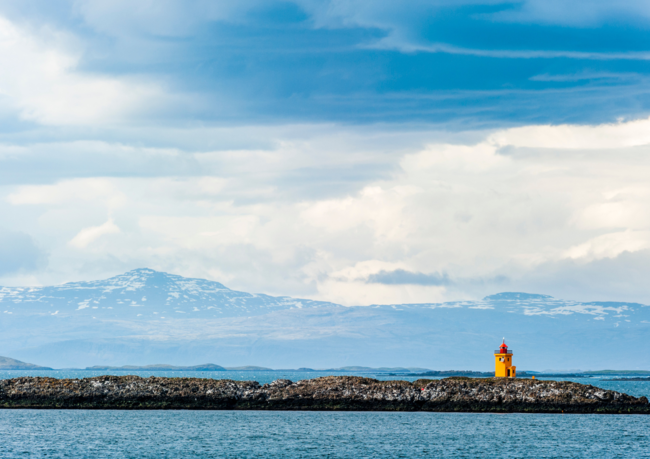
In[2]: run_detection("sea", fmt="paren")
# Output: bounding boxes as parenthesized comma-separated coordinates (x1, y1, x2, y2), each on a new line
(1, 370, 649, 458)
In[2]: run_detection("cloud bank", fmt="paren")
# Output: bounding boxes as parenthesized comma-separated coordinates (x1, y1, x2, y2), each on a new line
(0, 1, 649, 305)
(3, 118, 650, 305)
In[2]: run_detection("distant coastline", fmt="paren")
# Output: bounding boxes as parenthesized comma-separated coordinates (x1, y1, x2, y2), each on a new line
(85, 364, 228, 372)
(4, 269, 650, 372)
(83, 365, 433, 373)
(0, 356, 52, 371)
(2, 356, 650, 377)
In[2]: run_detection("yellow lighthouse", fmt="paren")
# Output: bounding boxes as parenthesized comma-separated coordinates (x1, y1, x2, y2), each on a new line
(494, 339, 516, 378)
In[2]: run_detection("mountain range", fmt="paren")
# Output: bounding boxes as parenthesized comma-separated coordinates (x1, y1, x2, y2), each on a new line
(1, 268, 648, 370)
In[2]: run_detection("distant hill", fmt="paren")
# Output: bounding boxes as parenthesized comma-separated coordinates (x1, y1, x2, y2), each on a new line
(2, 268, 650, 370)
(86, 364, 226, 371)
(0, 268, 336, 319)
(224, 366, 432, 373)
(323, 366, 432, 373)
(225, 366, 274, 371)
(583, 370, 650, 375)
(0, 356, 52, 370)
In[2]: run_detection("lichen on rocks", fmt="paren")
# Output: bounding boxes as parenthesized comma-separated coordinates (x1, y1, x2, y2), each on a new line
(0, 376, 647, 413)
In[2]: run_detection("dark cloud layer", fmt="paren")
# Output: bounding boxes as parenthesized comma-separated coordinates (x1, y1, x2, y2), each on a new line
(1, 1, 649, 128)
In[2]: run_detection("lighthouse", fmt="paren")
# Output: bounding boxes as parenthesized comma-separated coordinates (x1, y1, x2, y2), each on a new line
(494, 339, 516, 378)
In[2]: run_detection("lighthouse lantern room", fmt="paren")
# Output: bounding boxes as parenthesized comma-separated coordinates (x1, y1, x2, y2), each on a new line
(494, 339, 516, 378)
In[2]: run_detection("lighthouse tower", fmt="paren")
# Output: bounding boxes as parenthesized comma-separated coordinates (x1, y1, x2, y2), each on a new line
(494, 339, 516, 378)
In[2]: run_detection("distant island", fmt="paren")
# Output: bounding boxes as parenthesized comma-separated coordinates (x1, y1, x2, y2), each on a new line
(0, 356, 433, 373)
(84, 365, 435, 372)
(0, 356, 52, 371)
(86, 364, 228, 372)
(389, 370, 524, 377)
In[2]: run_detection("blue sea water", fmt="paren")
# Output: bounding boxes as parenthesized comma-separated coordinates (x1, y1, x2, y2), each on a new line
(1, 370, 649, 457)
(1, 410, 649, 458)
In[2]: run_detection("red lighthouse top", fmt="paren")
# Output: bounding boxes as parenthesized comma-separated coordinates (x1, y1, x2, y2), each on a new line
(499, 339, 508, 353)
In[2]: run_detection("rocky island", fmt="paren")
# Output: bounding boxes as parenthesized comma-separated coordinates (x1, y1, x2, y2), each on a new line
(1, 376, 648, 413)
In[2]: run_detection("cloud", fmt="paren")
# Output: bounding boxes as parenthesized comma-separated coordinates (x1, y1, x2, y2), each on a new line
(69, 219, 120, 249)
(4, 116, 650, 304)
(563, 231, 650, 262)
(0, 14, 169, 125)
(0, 229, 47, 275)
(366, 269, 450, 286)
(7, 178, 125, 208)
(0, 141, 200, 185)
(404, 45, 650, 61)
(73, 0, 265, 37)
(530, 72, 642, 82)
(71, 0, 650, 40)
(489, 0, 650, 26)
(298, 1, 650, 60)
(0, 2, 649, 304)
(514, 249, 650, 303)
(488, 116, 650, 149)
(0, 1, 647, 129)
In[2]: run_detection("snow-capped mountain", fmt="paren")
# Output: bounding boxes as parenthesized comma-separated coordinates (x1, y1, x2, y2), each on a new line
(379, 291, 648, 323)
(0, 268, 336, 319)
(1, 269, 649, 370)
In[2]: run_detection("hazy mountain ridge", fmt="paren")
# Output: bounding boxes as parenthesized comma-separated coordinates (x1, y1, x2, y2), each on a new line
(0, 268, 338, 319)
(0, 356, 52, 370)
(1, 270, 649, 370)
(85, 364, 227, 371)
(372, 291, 646, 321)
(2, 270, 646, 322)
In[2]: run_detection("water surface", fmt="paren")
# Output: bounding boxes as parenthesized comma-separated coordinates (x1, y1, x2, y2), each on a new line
(2, 370, 649, 457)
(1, 409, 648, 458)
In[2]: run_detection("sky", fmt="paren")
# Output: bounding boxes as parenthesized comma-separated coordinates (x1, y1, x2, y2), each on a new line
(1, 0, 650, 305)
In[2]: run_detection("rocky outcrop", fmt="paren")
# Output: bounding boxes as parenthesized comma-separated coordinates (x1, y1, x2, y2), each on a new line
(0, 376, 647, 413)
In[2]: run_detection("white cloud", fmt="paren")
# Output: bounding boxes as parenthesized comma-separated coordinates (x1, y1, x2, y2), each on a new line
(488, 117, 650, 149)
(3, 117, 650, 303)
(330, 260, 412, 282)
(564, 231, 650, 262)
(69, 219, 121, 249)
(7, 178, 124, 208)
(0, 15, 166, 125)
(370, 41, 650, 61)
(317, 278, 447, 306)
(140, 215, 260, 248)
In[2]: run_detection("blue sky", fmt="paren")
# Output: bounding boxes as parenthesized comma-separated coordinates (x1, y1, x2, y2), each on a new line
(3, 0, 650, 127)
(2, 1, 650, 305)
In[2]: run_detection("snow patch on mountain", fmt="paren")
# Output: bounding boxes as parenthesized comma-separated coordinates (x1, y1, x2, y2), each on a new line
(0, 268, 337, 319)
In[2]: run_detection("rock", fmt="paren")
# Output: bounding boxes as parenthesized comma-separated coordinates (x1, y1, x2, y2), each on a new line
(0, 376, 647, 413)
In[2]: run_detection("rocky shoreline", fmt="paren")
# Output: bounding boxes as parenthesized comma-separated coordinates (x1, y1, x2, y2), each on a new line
(1, 376, 648, 413)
